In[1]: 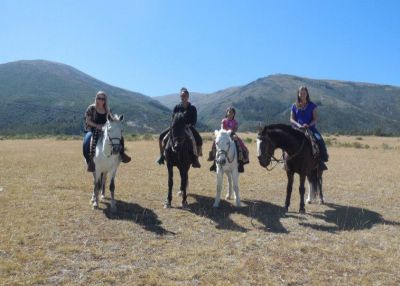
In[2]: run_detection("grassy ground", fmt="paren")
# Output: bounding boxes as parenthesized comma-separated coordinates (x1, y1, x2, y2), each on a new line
(0, 135, 399, 285)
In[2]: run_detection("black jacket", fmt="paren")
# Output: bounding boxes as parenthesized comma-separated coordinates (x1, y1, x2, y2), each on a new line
(172, 102, 197, 127)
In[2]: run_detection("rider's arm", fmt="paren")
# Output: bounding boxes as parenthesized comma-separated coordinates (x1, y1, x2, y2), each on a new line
(309, 107, 318, 127)
(290, 110, 302, 128)
(85, 105, 102, 130)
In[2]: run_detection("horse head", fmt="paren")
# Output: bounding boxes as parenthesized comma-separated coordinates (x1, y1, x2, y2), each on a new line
(105, 114, 124, 155)
(214, 129, 233, 166)
(257, 126, 275, 168)
(170, 112, 187, 151)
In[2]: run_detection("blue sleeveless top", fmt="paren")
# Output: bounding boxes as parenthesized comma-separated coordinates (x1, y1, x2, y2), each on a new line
(291, 101, 318, 133)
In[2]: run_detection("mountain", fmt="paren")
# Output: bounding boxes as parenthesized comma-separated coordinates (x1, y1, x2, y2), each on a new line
(0, 60, 170, 135)
(156, 75, 400, 135)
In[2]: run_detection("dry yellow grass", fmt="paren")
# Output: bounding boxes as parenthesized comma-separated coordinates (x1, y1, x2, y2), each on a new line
(0, 135, 399, 285)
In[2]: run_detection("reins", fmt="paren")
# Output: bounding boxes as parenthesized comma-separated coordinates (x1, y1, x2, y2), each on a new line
(258, 133, 307, 171)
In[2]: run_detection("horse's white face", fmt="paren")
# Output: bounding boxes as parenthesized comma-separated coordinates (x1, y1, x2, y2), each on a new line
(105, 115, 124, 154)
(214, 129, 233, 166)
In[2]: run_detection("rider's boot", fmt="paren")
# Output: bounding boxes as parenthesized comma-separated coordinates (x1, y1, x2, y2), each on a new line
(192, 155, 201, 168)
(120, 137, 131, 163)
(156, 139, 165, 165)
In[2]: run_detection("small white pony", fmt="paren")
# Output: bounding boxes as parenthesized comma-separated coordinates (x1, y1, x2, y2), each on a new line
(90, 114, 124, 213)
(213, 129, 242, 208)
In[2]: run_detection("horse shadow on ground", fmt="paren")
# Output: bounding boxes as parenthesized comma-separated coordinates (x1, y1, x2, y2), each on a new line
(187, 194, 289, 234)
(102, 199, 175, 236)
(300, 203, 400, 233)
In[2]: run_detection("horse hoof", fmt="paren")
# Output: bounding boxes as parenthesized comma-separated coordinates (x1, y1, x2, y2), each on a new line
(92, 203, 98, 210)
(177, 191, 182, 197)
(101, 195, 106, 201)
(299, 209, 306, 214)
(306, 200, 311, 204)
(225, 195, 233, 200)
(319, 199, 325, 205)
(181, 201, 189, 209)
(163, 202, 171, 209)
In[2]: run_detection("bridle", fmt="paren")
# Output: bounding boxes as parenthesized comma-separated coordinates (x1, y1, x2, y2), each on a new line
(105, 124, 122, 155)
(216, 139, 235, 164)
(257, 133, 306, 171)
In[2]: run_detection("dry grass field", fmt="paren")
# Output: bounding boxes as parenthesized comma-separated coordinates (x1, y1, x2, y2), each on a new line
(1, 134, 400, 285)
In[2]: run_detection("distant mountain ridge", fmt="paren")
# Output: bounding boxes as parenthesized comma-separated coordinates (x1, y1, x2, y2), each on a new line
(1, 60, 400, 136)
(0, 60, 170, 135)
(157, 74, 400, 135)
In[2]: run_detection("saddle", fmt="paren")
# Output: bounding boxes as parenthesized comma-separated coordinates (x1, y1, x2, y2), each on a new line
(162, 130, 191, 152)
(303, 129, 320, 159)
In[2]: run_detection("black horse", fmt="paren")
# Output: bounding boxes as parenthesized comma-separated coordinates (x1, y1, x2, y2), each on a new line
(257, 124, 324, 213)
(163, 112, 192, 208)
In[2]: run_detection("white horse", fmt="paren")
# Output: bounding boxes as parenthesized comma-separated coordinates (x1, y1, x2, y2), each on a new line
(90, 114, 124, 213)
(213, 129, 242, 208)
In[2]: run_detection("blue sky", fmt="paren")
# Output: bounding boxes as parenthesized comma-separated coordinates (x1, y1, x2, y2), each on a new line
(1, 0, 399, 96)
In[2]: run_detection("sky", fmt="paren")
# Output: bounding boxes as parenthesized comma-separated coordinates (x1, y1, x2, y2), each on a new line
(1, 0, 400, 96)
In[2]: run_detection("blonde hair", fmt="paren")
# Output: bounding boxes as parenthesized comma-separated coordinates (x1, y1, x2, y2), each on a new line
(94, 91, 111, 115)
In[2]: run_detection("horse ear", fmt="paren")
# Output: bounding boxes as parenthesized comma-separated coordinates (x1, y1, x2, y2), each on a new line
(257, 122, 263, 134)
(119, 114, 124, 121)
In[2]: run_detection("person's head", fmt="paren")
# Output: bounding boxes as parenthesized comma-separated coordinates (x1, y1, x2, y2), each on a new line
(297, 86, 310, 105)
(94, 91, 109, 111)
(226, 107, 236, 120)
(180, 87, 189, 104)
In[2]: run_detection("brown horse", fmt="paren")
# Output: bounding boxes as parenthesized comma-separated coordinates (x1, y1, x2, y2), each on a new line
(257, 124, 324, 213)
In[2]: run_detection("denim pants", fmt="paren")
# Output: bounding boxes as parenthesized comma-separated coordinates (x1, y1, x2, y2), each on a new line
(82, 131, 92, 163)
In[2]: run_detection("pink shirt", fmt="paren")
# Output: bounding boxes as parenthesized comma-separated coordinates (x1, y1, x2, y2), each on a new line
(222, 118, 238, 132)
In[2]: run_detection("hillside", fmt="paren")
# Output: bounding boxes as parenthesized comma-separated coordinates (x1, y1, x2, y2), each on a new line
(0, 60, 170, 135)
(156, 75, 400, 135)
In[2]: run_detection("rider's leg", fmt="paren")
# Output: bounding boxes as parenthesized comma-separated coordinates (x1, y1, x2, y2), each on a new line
(156, 128, 169, 165)
(209, 141, 217, 172)
(87, 130, 99, 172)
(187, 128, 201, 168)
(120, 136, 131, 163)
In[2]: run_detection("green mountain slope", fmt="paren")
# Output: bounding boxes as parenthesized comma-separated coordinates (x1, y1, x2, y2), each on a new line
(0, 60, 170, 135)
(157, 75, 400, 135)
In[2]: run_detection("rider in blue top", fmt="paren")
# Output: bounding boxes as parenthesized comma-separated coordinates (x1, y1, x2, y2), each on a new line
(290, 86, 329, 164)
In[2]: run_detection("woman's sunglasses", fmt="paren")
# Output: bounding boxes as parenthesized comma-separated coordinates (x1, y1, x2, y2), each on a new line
(96, 97, 105, 101)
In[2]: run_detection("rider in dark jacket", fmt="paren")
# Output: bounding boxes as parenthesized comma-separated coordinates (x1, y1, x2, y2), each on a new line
(156, 87, 202, 168)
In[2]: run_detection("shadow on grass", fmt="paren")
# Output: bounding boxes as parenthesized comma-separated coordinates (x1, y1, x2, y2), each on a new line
(102, 199, 175, 236)
(301, 203, 400, 232)
(187, 194, 289, 233)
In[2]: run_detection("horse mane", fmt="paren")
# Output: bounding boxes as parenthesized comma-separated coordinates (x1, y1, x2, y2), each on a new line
(261, 123, 305, 141)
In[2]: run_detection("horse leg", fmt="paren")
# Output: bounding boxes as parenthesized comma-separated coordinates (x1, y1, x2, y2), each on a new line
(285, 171, 294, 212)
(213, 168, 224, 208)
(178, 176, 188, 197)
(92, 172, 102, 209)
(164, 164, 173, 208)
(225, 172, 234, 200)
(109, 170, 117, 213)
(318, 170, 324, 204)
(101, 175, 107, 201)
(306, 171, 317, 204)
(232, 169, 241, 207)
(299, 175, 306, 214)
(179, 166, 189, 208)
